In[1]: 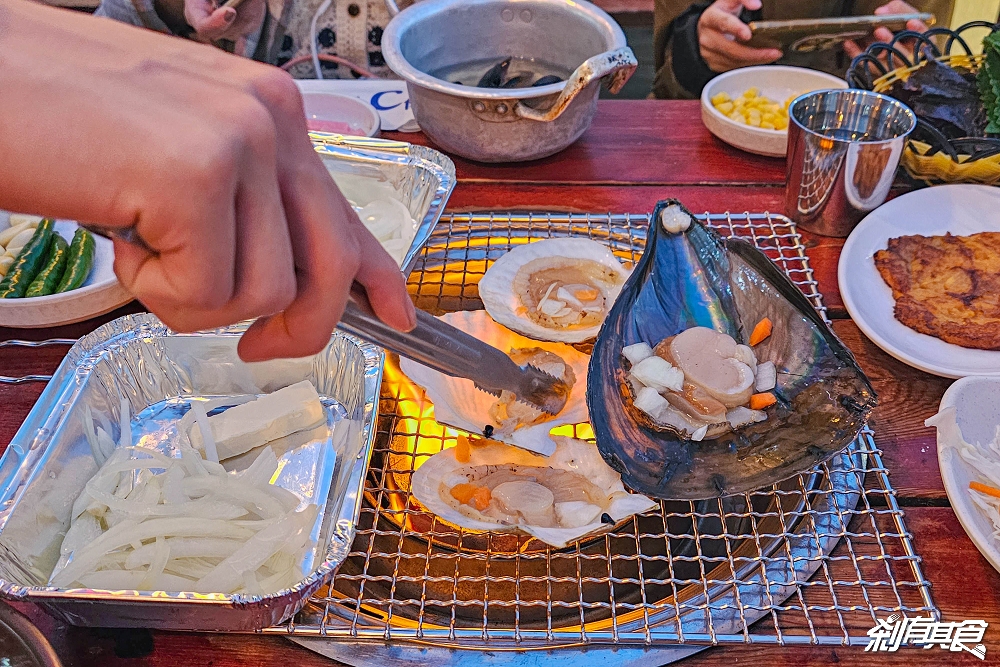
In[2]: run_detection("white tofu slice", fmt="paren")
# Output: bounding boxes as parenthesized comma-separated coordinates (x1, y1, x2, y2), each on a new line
(189, 380, 325, 461)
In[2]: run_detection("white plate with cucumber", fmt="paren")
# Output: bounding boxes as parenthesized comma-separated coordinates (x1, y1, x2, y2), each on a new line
(0, 212, 132, 328)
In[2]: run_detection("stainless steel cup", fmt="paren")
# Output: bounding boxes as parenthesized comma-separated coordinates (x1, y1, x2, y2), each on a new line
(785, 89, 916, 237)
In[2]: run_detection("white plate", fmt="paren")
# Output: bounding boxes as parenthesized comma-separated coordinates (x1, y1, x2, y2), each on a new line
(839, 184, 1000, 378)
(935, 376, 1000, 575)
(700, 65, 847, 157)
(301, 92, 381, 137)
(0, 218, 132, 328)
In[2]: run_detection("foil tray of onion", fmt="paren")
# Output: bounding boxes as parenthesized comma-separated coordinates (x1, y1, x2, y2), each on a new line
(0, 313, 382, 632)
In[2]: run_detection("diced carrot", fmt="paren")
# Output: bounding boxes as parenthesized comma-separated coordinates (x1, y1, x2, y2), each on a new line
(575, 287, 600, 301)
(749, 392, 777, 410)
(454, 435, 471, 463)
(749, 317, 773, 346)
(970, 480, 1000, 500)
(470, 486, 492, 511)
(450, 483, 477, 504)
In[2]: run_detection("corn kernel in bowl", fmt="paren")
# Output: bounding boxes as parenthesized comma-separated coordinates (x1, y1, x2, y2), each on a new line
(711, 90, 791, 131)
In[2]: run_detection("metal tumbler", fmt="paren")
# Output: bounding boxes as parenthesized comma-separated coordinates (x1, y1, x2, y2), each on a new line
(785, 89, 916, 237)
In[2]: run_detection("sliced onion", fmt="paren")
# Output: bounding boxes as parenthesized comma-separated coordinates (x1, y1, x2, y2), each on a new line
(53, 402, 317, 596)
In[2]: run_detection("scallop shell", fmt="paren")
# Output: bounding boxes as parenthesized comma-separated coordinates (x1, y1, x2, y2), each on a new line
(399, 310, 590, 456)
(478, 238, 630, 343)
(410, 436, 658, 548)
(588, 200, 877, 500)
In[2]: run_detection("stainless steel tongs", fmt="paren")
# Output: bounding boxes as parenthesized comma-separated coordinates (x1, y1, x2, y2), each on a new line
(75, 221, 566, 414)
(339, 285, 570, 415)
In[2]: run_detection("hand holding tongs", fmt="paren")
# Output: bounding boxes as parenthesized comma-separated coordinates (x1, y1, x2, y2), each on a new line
(339, 284, 570, 415)
(73, 223, 564, 414)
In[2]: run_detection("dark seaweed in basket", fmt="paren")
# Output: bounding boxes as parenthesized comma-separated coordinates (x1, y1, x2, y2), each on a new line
(885, 57, 989, 139)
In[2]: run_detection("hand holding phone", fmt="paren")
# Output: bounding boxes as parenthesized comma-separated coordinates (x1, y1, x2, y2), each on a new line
(844, 1, 933, 60)
(697, 0, 783, 73)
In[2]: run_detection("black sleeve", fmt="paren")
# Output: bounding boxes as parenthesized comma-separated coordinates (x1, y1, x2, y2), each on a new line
(669, 2, 715, 97)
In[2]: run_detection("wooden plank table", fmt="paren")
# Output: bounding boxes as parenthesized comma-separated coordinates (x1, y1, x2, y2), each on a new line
(2, 100, 996, 666)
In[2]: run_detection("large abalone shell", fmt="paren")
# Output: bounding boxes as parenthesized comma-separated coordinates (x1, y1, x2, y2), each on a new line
(588, 200, 876, 499)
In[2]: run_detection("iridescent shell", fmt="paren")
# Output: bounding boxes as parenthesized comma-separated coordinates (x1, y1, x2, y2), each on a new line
(410, 436, 657, 548)
(588, 200, 876, 499)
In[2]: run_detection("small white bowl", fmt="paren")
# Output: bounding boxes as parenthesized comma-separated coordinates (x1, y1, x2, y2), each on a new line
(302, 92, 381, 137)
(700, 65, 848, 158)
(0, 220, 132, 328)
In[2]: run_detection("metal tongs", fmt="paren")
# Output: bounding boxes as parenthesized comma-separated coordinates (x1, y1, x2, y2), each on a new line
(340, 285, 570, 415)
(76, 221, 566, 413)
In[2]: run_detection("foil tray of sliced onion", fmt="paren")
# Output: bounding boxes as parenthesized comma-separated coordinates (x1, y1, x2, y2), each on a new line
(0, 313, 383, 632)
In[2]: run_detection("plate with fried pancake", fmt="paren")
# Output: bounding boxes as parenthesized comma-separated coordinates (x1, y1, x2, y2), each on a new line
(839, 184, 1000, 378)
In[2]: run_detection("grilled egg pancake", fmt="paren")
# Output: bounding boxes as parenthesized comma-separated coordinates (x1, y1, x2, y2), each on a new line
(874, 232, 1000, 350)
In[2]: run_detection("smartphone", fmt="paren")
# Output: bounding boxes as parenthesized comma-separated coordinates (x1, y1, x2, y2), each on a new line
(746, 13, 935, 53)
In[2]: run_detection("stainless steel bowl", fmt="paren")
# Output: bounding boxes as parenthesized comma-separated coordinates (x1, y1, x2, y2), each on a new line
(0, 604, 61, 667)
(382, 0, 635, 163)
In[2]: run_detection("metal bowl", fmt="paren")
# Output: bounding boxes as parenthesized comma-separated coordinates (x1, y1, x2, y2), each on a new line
(382, 0, 635, 163)
(0, 604, 62, 667)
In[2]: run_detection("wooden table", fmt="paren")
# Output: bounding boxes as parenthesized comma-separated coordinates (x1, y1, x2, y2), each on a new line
(2, 100, 997, 666)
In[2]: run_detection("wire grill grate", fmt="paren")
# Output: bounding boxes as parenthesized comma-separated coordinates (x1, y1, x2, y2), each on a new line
(278, 211, 936, 649)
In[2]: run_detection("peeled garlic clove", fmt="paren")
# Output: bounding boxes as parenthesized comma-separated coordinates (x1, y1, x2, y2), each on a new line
(755, 361, 776, 392)
(630, 356, 684, 393)
(539, 299, 567, 316)
(555, 500, 603, 529)
(633, 386, 670, 419)
(622, 342, 654, 365)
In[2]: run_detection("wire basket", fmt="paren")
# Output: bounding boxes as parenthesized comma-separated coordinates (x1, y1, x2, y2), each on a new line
(847, 21, 1000, 185)
(274, 210, 936, 649)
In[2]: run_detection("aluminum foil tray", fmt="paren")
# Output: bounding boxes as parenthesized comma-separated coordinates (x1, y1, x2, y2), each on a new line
(0, 313, 383, 631)
(310, 134, 456, 273)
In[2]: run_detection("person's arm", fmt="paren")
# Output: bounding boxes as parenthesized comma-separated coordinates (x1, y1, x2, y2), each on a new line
(0, 0, 415, 360)
(652, 0, 713, 99)
(97, 0, 264, 48)
(653, 0, 782, 98)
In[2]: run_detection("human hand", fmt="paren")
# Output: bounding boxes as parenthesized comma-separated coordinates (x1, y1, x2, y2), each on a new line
(184, 0, 266, 45)
(844, 1, 929, 60)
(697, 0, 783, 73)
(1, 0, 415, 361)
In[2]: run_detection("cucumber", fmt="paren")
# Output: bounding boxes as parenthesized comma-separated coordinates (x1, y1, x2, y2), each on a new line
(25, 234, 69, 297)
(0, 219, 54, 298)
(55, 228, 96, 293)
